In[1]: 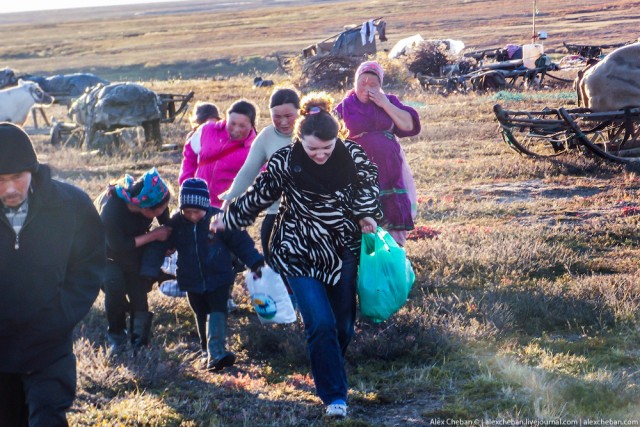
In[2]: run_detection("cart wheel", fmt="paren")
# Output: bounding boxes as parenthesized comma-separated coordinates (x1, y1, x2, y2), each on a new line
(63, 128, 85, 148)
(493, 105, 573, 158)
(501, 128, 573, 158)
(50, 122, 63, 146)
(50, 122, 83, 148)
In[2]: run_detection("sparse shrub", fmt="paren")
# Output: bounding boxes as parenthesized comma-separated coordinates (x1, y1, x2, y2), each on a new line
(569, 273, 640, 325)
(411, 226, 585, 289)
(406, 41, 450, 76)
(351, 310, 453, 363)
(29, 55, 640, 425)
(239, 318, 308, 370)
(70, 390, 184, 426)
(375, 53, 416, 88)
(299, 54, 359, 90)
(489, 284, 613, 335)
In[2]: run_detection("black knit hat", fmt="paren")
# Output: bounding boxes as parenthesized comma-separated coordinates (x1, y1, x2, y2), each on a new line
(0, 123, 39, 174)
(180, 178, 210, 211)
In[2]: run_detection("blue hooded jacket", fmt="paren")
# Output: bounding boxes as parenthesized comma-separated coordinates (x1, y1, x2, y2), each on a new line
(168, 207, 263, 293)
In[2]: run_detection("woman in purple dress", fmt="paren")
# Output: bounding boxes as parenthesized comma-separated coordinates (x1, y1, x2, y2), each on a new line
(335, 61, 421, 246)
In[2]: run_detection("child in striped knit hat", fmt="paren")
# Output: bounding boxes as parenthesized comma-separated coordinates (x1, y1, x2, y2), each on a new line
(143, 178, 264, 371)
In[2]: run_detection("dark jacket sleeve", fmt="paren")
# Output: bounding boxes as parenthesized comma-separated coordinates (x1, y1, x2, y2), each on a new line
(220, 228, 264, 271)
(57, 190, 106, 329)
(101, 197, 137, 253)
(139, 212, 179, 278)
(27, 188, 106, 348)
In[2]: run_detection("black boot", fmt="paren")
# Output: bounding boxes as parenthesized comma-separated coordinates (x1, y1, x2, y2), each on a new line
(130, 311, 154, 352)
(206, 312, 235, 371)
(105, 293, 128, 355)
(107, 331, 128, 355)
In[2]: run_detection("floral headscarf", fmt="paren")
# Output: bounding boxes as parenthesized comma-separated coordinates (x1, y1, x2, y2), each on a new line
(355, 61, 384, 85)
(114, 167, 169, 208)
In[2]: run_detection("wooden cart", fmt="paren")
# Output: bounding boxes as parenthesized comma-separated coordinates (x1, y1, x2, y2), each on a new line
(49, 91, 194, 150)
(493, 104, 640, 164)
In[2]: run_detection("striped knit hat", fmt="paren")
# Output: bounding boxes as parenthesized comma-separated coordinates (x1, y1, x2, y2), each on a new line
(180, 178, 210, 210)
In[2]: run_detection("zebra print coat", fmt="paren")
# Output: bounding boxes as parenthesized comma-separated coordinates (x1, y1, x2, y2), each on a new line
(224, 139, 382, 286)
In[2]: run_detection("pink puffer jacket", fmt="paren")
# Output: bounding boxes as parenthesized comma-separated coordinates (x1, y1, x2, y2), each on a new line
(179, 120, 256, 208)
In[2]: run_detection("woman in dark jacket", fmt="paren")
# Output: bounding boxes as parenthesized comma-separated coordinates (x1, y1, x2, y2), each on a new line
(97, 167, 172, 354)
(212, 92, 382, 419)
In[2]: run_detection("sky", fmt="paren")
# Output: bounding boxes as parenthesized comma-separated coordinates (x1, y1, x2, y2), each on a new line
(0, 0, 182, 14)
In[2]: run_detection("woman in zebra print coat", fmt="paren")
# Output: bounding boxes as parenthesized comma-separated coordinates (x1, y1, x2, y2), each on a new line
(213, 92, 382, 418)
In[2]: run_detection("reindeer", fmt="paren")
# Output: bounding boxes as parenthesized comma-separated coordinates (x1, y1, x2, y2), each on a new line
(0, 80, 54, 125)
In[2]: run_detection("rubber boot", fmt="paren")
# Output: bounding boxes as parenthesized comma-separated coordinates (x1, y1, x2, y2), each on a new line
(206, 312, 235, 371)
(107, 331, 128, 355)
(130, 311, 154, 352)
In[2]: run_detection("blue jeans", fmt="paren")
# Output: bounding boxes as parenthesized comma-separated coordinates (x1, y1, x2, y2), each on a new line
(286, 248, 357, 405)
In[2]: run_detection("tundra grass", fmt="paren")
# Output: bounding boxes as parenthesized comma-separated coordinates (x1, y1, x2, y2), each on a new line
(11, 0, 640, 422)
(39, 79, 639, 425)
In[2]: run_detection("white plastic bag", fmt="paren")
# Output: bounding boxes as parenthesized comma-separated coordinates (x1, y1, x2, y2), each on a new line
(244, 266, 296, 324)
(159, 279, 186, 298)
(161, 252, 178, 276)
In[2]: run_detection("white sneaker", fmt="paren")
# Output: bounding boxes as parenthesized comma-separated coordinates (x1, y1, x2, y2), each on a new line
(227, 298, 238, 313)
(325, 403, 347, 418)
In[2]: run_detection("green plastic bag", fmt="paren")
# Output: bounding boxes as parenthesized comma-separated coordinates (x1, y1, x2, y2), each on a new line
(357, 227, 415, 322)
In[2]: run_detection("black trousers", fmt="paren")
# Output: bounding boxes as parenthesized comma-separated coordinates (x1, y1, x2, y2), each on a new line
(103, 261, 149, 334)
(260, 213, 293, 295)
(187, 283, 232, 318)
(260, 213, 277, 262)
(0, 352, 76, 427)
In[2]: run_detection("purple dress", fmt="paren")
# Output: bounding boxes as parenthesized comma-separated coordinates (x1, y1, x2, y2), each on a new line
(336, 91, 421, 231)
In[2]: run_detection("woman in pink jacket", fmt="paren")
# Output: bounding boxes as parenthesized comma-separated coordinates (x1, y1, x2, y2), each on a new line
(179, 100, 258, 208)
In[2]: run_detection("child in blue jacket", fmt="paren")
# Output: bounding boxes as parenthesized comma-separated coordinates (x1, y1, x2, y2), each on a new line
(144, 178, 264, 371)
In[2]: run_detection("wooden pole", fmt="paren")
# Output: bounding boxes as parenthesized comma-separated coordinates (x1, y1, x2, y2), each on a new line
(532, 0, 537, 43)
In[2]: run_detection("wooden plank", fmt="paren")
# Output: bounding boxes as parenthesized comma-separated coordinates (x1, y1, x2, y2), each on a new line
(482, 59, 524, 70)
(23, 127, 51, 135)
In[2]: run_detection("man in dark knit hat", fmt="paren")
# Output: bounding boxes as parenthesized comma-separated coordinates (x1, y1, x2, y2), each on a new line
(0, 122, 106, 426)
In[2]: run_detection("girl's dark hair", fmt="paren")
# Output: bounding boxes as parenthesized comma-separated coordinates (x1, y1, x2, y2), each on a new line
(227, 99, 258, 130)
(269, 88, 301, 109)
(294, 91, 341, 141)
(190, 102, 220, 128)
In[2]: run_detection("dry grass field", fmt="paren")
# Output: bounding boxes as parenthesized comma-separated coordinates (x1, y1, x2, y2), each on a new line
(3, 0, 640, 425)
(1, 0, 638, 80)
